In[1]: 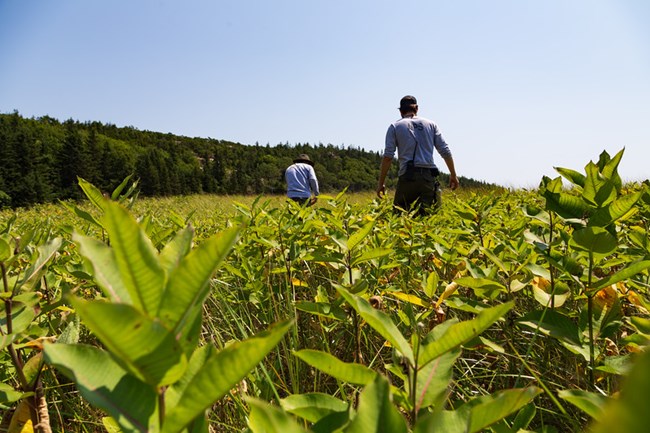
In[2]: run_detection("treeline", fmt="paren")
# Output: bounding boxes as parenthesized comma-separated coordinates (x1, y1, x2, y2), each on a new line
(0, 111, 493, 208)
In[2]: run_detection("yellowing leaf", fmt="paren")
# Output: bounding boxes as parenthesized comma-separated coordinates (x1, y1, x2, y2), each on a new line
(291, 278, 309, 287)
(435, 282, 459, 308)
(593, 286, 617, 310)
(8, 400, 33, 433)
(388, 291, 429, 308)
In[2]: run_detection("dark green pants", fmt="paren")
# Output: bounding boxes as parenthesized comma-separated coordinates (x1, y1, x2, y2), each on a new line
(393, 171, 441, 216)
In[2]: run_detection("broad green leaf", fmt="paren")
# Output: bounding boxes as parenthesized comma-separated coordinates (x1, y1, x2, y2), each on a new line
(344, 375, 408, 433)
(599, 148, 624, 190)
(425, 271, 439, 298)
(0, 237, 11, 261)
(412, 348, 460, 411)
(44, 343, 159, 433)
(570, 226, 617, 257)
(0, 333, 16, 351)
(558, 389, 607, 420)
(351, 247, 391, 266)
(583, 162, 616, 207)
(543, 190, 591, 220)
(588, 191, 642, 228)
(511, 403, 536, 431)
(480, 247, 507, 273)
(71, 298, 186, 386)
(158, 225, 194, 275)
(19, 237, 62, 289)
(532, 284, 570, 308)
(294, 349, 377, 385)
(247, 398, 310, 433)
(414, 410, 467, 433)
(58, 316, 81, 345)
(544, 191, 593, 219)
(303, 251, 345, 264)
(110, 173, 134, 200)
(629, 316, 650, 336)
(590, 260, 650, 291)
(73, 233, 130, 303)
(555, 167, 586, 188)
(280, 393, 349, 423)
(518, 309, 589, 359)
(102, 201, 164, 314)
(164, 345, 211, 413)
(0, 382, 23, 404)
(295, 302, 347, 321)
(158, 226, 241, 334)
(335, 286, 414, 365)
(347, 221, 375, 252)
(0, 301, 36, 335)
(465, 387, 542, 432)
(162, 320, 292, 433)
(590, 348, 650, 433)
(454, 277, 506, 298)
(78, 177, 107, 212)
(418, 302, 513, 366)
(62, 201, 102, 228)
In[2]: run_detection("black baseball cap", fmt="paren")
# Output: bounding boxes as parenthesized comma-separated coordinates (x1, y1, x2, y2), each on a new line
(399, 95, 417, 110)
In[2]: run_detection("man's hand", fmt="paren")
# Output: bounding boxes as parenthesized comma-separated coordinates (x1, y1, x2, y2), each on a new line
(449, 175, 459, 190)
(310, 197, 318, 206)
(377, 184, 386, 198)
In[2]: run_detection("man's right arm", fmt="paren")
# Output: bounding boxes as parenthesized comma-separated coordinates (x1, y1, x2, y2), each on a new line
(443, 155, 459, 190)
(377, 156, 393, 198)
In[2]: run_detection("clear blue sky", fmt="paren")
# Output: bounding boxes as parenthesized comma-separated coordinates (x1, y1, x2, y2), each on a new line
(2, 0, 648, 187)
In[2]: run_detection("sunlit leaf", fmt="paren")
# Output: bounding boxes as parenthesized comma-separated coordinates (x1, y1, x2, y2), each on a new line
(71, 298, 186, 386)
(351, 247, 391, 266)
(73, 233, 130, 303)
(570, 226, 617, 257)
(418, 302, 513, 366)
(158, 226, 241, 335)
(588, 191, 642, 228)
(347, 221, 375, 252)
(295, 302, 347, 321)
(162, 320, 292, 433)
(280, 393, 348, 423)
(247, 398, 310, 433)
(344, 375, 408, 433)
(465, 387, 542, 432)
(44, 343, 159, 433)
(590, 261, 650, 292)
(102, 201, 164, 314)
(558, 389, 608, 420)
(555, 167, 586, 188)
(335, 286, 414, 365)
(294, 349, 377, 385)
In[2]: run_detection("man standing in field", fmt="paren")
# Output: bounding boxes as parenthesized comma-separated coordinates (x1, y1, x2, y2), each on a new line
(285, 154, 320, 206)
(377, 95, 459, 215)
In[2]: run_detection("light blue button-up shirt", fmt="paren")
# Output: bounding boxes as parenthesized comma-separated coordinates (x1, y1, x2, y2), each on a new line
(285, 162, 319, 199)
(384, 116, 452, 177)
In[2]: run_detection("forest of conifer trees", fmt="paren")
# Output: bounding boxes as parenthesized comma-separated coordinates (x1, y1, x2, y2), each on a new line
(0, 111, 491, 208)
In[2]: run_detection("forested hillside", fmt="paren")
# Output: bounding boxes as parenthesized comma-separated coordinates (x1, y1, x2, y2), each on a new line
(0, 112, 492, 208)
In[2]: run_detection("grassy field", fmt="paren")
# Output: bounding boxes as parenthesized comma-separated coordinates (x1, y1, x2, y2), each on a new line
(1, 164, 649, 432)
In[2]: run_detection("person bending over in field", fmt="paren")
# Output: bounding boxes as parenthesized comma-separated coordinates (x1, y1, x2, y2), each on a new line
(377, 95, 459, 215)
(285, 153, 320, 206)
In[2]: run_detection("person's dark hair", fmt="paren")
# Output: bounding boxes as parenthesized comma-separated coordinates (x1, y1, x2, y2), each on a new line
(399, 95, 418, 114)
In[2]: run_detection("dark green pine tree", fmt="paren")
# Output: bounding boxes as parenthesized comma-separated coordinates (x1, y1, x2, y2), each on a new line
(58, 122, 89, 199)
